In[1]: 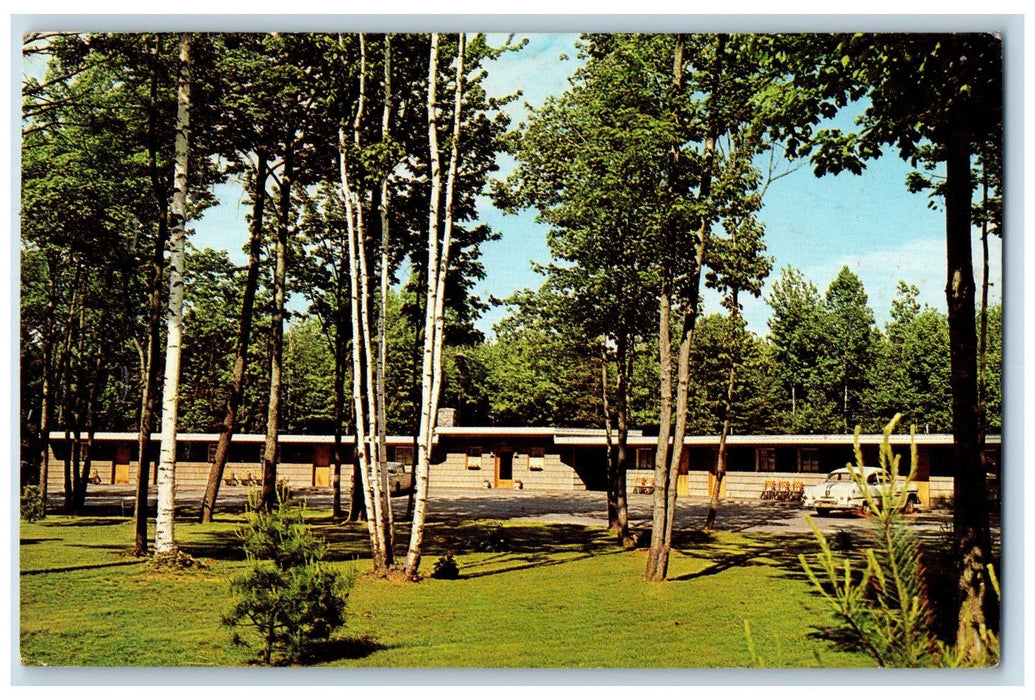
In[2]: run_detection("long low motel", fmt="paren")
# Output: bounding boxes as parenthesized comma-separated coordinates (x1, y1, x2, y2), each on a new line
(44, 427, 1001, 507)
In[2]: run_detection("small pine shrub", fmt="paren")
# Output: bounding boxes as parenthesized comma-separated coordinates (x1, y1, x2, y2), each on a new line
(21, 485, 45, 522)
(475, 524, 511, 553)
(222, 483, 353, 665)
(798, 415, 999, 668)
(431, 553, 460, 580)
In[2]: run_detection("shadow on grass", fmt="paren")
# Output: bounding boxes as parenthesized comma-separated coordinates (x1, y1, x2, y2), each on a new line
(670, 547, 768, 581)
(31, 517, 133, 528)
(300, 635, 392, 664)
(21, 559, 147, 576)
(19, 537, 61, 545)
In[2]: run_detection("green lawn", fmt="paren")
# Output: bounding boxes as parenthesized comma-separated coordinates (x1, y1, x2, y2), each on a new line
(18, 511, 874, 668)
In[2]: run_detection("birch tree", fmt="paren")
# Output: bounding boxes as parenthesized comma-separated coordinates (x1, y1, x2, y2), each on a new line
(154, 33, 192, 560)
(402, 32, 466, 579)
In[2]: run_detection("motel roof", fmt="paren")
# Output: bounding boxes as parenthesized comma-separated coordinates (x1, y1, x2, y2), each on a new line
(72, 429, 1000, 448)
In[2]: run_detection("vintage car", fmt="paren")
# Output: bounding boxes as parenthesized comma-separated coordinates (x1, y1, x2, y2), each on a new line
(802, 466, 920, 516)
(387, 461, 415, 496)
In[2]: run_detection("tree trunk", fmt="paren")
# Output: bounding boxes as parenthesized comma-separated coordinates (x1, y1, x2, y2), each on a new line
(72, 337, 106, 513)
(376, 34, 395, 543)
(154, 33, 192, 560)
(602, 345, 617, 527)
(944, 120, 994, 656)
(332, 335, 346, 519)
(135, 33, 172, 553)
(603, 336, 631, 543)
(339, 32, 394, 571)
(645, 281, 674, 581)
(199, 152, 268, 522)
(977, 157, 990, 441)
(36, 276, 56, 517)
(706, 362, 736, 531)
(645, 32, 721, 581)
(36, 362, 52, 516)
(405, 32, 465, 580)
(259, 146, 292, 511)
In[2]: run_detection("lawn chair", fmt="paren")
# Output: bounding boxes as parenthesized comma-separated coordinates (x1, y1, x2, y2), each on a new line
(791, 480, 804, 501)
(776, 480, 791, 501)
(88, 469, 102, 485)
(633, 475, 654, 495)
(760, 479, 776, 500)
(224, 472, 240, 487)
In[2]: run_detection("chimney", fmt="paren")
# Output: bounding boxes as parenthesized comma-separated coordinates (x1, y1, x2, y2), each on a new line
(436, 408, 456, 427)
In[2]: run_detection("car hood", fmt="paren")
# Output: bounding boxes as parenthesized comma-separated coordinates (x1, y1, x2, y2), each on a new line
(804, 481, 859, 497)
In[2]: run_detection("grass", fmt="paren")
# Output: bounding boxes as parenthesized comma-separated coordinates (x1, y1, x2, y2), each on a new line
(18, 510, 875, 668)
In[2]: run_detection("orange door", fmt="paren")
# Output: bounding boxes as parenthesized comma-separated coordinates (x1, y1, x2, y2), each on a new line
(495, 450, 514, 489)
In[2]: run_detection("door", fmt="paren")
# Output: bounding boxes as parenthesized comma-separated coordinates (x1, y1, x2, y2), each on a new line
(495, 449, 514, 489)
(313, 445, 330, 487)
(114, 444, 131, 484)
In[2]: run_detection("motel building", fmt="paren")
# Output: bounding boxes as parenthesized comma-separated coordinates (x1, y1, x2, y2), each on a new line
(44, 424, 1001, 508)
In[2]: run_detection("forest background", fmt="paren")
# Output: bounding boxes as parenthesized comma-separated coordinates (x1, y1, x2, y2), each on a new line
(15, 29, 1004, 440)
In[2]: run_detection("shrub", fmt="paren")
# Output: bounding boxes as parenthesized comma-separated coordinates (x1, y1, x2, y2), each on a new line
(798, 415, 999, 668)
(222, 484, 353, 665)
(430, 552, 460, 580)
(237, 485, 324, 569)
(223, 561, 350, 665)
(475, 523, 511, 553)
(21, 485, 45, 522)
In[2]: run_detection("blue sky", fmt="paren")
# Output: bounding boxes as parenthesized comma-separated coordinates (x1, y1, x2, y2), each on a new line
(192, 32, 1003, 338)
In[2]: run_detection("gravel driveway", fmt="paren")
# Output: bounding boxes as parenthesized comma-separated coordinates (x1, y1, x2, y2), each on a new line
(68, 485, 970, 542)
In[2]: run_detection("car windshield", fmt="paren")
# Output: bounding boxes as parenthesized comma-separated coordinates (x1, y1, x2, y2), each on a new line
(825, 472, 850, 482)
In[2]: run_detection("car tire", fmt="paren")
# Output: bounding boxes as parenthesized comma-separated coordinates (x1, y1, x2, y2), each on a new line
(816, 508, 830, 517)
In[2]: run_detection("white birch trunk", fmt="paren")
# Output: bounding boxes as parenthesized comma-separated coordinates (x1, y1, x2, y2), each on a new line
(405, 32, 465, 579)
(154, 34, 191, 559)
(339, 32, 393, 570)
(377, 34, 394, 545)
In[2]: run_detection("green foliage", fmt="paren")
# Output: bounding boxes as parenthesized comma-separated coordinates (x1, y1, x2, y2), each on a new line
(472, 291, 603, 427)
(223, 484, 353, 665)
(236, 484, 324, 569)
(474, 523, 512, 553)
(766, 266, 840, 432)
(865, 282, 952, 432)
(281, 317, 337, 433)
(223, 560, 351, 665)
(20, 485, 45, 522)
(685, 313, 779, 434)
(980, 304, 1003, 431)
(430, 552, 461, 579)
(799, 415, 999, 667)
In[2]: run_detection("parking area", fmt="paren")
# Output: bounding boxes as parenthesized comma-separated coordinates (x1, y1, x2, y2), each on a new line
(61, 485, 974, 542)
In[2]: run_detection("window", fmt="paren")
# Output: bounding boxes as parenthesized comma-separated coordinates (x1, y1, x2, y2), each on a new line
(207, 443, 217, 463)
(528, 446, 545, 471)
(394, 445, 415, 466)
(800, 448, 820, 473)
(466, 446, 482, 470)
(757, 448, 776, 472)
(636, 448, 654, 471)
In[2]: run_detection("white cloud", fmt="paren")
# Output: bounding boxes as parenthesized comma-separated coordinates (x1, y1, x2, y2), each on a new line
(738, 230, 1004, 336)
